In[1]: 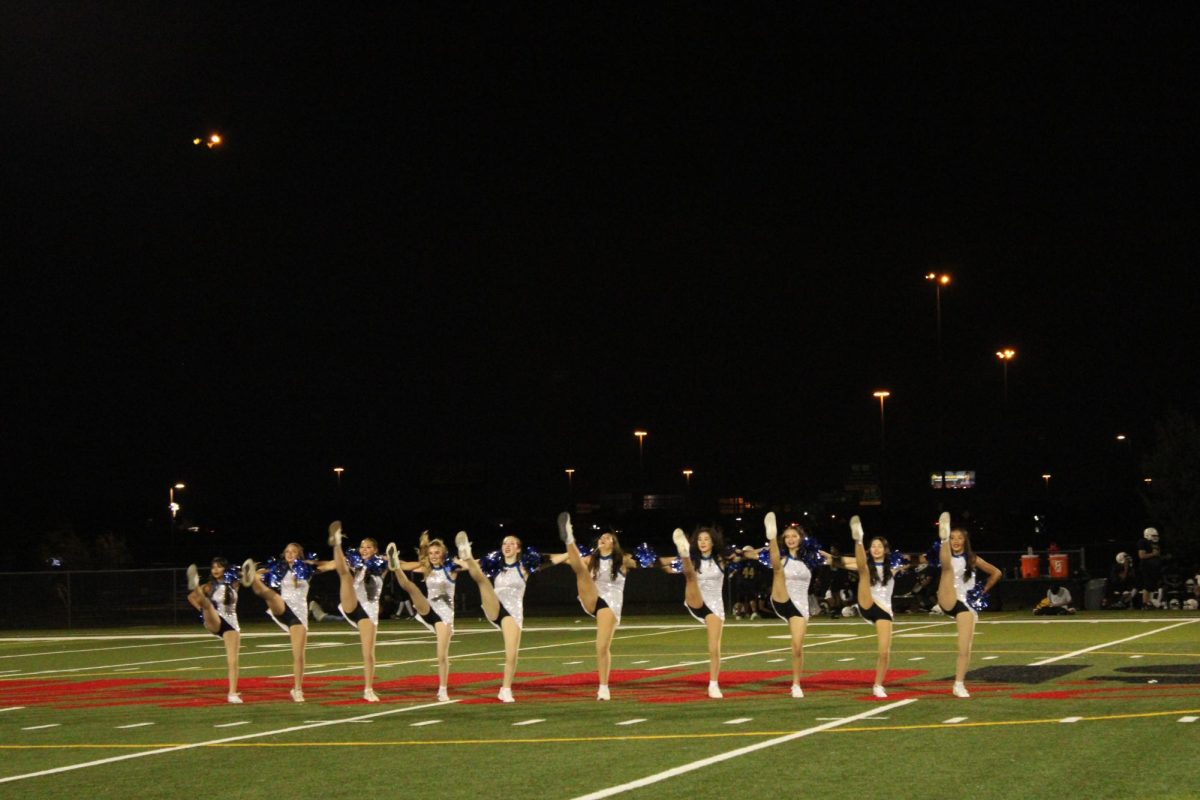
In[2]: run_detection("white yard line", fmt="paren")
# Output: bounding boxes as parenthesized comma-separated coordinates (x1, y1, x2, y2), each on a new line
(649, 622, 945, 671)
(1028, 619, 1199, 666)
(569, 699, 917, 800)
(0, 700, 456, 785)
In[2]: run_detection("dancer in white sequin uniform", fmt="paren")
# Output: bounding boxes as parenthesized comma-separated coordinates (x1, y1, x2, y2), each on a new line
(762, 512, 849, 699)
(668, 526, 730, 699)
(388, 531, 459, 702)
(548, 513, 640, 701)
(186, 557, 242, 704)
(327, 522, 385, 703)
(456, 532, 537, 703)
(848, 515, 910, 699)
(241, 542, 314, 702)
(935, 513, 1002, 699)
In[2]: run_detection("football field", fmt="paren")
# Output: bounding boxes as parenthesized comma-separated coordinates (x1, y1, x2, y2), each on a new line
(2, 612, 1197, 799)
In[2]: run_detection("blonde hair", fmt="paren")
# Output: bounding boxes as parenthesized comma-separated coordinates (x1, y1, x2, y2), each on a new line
(417, 531, 449, 571)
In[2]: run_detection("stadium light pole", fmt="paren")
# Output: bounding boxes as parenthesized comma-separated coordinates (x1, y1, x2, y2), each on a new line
(633, 430, 648, 482)
(996, 348, 1016, 403)
(333, 466, 345, 488)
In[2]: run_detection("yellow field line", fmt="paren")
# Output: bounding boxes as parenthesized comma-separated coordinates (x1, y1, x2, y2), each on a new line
(3, 706, 1196, 751)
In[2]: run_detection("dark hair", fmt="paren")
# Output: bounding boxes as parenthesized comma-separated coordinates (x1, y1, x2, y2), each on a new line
(782, 524, 808, 558)
(868, 537, 893, 586)
(210, 557, 235, 611)
(951, 527, 977, 581)
(589, 530, 625, 580)
(689, 526, 726, 569)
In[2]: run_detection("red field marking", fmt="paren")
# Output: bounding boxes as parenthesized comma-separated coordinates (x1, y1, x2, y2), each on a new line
(1013, 685, 1200, 701)
(5, 669, 1188, 709)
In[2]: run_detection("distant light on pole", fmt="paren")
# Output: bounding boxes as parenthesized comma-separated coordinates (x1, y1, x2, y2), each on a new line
(682, 468, 694, 487)
(996, 348, 1016, 403)
(333, 467, 344, 488)
(872, 390, 890, 446)
(633, 430, 648, 475)
(169, 483, 186, 519)
(1115, 434, 1127, 441)
(925, 273, 951, 356)
(565, 468, 575, 491)
(1041, 473, 1052, 491)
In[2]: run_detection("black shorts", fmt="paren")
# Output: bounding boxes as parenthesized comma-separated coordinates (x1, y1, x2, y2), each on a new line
(274, 605, 304, 628)
(940, 600, 972, 617)
(771, 597, 807, 621)
(486, 602, 512, 630)
(339, 603, 370, 628)
(210, 617, 238, 638)
(579, 595, 610, 619)
(415, 607, 444, 634)
(685, 601, 717, 623)
(861, 604, 894, 624)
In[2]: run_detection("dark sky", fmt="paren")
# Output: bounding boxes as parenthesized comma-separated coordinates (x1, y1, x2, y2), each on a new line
(3, 4, 1197, 557)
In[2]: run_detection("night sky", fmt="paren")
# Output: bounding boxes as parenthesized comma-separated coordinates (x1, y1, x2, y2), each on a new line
(3, 5, 1198, 564)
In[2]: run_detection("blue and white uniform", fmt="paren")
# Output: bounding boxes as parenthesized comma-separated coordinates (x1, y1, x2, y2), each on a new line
(686, 556, 726, 622)
(423, 563, 456, 630)
(212, 583, 240, 632)
(268, 569, 309, 631)
(781, 555, 813, 619)
(491, 561, 528, 629)
(951, 554, 976, 615)
(867, 562, 894, 618)
(342, 568, 383, 626)
(588, 556, 627, 623)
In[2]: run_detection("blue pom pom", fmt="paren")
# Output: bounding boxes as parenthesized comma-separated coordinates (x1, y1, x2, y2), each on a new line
(801, 536, 824, 571)
(344, 547, 364, 571)
(669, 556, 683, 574)
(364, 554, 388, 575)
(222, 566, 240, 585)
(305, 551, 318, 562)
(577, 543, 594, 559)
(266, 557, 285, 589)
(888, 551, 907, 571)
(481, 550, 502, 579)
(633, 542, 658, 568)
(967, 584, 989, 612)
(757, 546, 772, 568)
(291, 560, 313, 582)
(521, 547, 542, 574)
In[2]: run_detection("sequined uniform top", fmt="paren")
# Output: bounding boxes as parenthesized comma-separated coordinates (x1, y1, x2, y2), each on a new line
(692, 556, 726, 621)
(351, 568, 383, 625)
(212, 583, 239, 631)
(868, 562, 895, 616)
(591, 555, 627, 623)
(274, 568, 309, 630)
(781, 555, 813, 619)
(424, 564, 456, 629)
(493, 561, 528, 629)
(951, 554, 976, 611)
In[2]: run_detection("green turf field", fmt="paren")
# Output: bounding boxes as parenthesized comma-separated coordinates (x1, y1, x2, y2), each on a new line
(2, 612, 1198, 799)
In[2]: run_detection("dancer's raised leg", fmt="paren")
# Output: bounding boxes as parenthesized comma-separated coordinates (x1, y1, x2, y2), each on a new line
(329, 521, 359, 616)
(559, 512, 600, 613)
(935, 512, 957, 611)
(455, 532, 501, 621)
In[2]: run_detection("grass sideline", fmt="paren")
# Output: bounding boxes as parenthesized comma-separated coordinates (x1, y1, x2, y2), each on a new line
(1, 612, 1198, 799)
